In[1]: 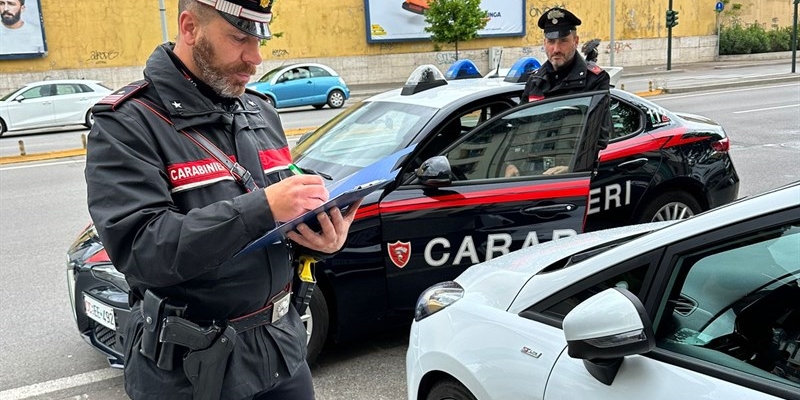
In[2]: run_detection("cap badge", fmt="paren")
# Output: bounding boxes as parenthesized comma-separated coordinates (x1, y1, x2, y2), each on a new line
(260, 0, 270, 8)
(547, 9, 565, 24)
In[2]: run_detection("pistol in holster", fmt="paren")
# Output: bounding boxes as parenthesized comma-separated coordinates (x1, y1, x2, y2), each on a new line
(139, 289, 187, 370)
(161, 318, 236, 400)
(293, 255, 318, 315)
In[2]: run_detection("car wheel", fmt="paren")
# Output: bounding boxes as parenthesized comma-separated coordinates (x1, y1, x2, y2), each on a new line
(636, 191, 701, 223)
(312, 104, 325, 110)
(84, 110, 94, 129)
(265, 96, 276, 108)
(327, 90, 345, 109)
(303, 287, 329, 364)
(426, 380, 477, 400)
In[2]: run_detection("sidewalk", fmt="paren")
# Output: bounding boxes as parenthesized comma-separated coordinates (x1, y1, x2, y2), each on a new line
(1, 55, 797, 164)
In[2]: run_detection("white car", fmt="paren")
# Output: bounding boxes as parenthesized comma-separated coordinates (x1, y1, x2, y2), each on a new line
(407, 181, 800, 400)
(0, 79, 112, 136)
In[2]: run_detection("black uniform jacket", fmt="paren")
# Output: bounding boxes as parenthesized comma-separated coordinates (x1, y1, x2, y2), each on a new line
(520, 54, 610, 103)
(85, 43, 306, 400)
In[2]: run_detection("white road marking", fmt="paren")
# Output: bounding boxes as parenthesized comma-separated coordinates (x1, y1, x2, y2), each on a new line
(0, 369, 122, 400)
(732, 104, 800, 114)
(0, 159, 85, 171)
(655, 82, 800, 100)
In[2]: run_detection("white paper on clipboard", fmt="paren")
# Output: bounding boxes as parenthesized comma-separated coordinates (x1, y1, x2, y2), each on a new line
(235, 144, 416, 258)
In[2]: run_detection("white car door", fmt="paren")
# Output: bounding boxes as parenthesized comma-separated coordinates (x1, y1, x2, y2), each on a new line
(5, 84, 55, 130)
(52, 83, 89, 125)
(545, 353, 781, 399)
(544, 207, 800, 400)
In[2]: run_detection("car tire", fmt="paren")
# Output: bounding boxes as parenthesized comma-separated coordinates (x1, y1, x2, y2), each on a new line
(84, 110, 94, 129)
(303, 287, 329, 364)
(426, 380, 477, 400)
(636, 191, 701, 223)
(312, 104, 325, 110)
(326, 89, 345, 109)
(0, 119, 6, 137)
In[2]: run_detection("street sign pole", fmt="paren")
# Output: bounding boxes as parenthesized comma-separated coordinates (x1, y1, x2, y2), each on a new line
(610, 0, 616, 67)
(159, 0, 169, 43)
(792, 0, 798, 73)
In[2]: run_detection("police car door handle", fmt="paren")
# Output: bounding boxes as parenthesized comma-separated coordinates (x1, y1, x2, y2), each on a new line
(615, 158, 648, 171)
(522, 203, 577, 215)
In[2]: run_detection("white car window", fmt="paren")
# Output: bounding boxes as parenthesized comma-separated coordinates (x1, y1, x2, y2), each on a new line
(658, 222, 800, 388)
(20, 85, 51, 99)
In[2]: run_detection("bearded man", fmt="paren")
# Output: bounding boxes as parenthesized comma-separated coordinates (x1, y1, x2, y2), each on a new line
(520, 7, 610, 103)
(84, 1, 357, 399)
(0, 0, 44, 54)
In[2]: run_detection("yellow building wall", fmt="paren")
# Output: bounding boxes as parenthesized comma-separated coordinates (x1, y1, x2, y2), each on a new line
(0, 0, 795, 74)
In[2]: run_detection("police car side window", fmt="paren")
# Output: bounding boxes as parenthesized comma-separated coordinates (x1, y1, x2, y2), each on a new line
(609, 98, 642, 140)
(445, 97, 591, 180)
(656, 222, 800, 389)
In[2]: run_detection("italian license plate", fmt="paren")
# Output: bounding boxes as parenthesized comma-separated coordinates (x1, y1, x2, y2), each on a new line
(84, 294, 116, 330)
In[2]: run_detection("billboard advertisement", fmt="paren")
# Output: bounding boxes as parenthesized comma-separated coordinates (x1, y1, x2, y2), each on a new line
(365, 0, 525, 43)
(0, 0, 47, 59)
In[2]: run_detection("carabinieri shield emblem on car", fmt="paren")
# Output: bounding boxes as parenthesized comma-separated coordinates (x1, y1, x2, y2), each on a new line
(388, 241, 411, 268)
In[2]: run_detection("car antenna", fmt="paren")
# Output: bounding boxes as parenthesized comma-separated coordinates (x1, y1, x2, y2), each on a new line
(493, 49, 503, 76)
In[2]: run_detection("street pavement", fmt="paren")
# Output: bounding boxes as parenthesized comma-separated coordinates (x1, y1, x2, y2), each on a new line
(0, 56, 797, 164)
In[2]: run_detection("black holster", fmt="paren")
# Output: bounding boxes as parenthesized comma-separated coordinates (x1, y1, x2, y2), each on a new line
(182, 325, 237, 400)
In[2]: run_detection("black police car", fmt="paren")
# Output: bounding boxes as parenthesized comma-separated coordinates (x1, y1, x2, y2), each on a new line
(67, 60, 740, 366)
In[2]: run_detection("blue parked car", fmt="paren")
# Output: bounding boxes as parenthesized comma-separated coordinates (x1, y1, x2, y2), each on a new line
(247, 63, 351, 109)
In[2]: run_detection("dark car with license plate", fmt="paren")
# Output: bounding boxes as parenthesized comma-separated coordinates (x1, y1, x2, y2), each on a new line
(67, 62, 739, 366)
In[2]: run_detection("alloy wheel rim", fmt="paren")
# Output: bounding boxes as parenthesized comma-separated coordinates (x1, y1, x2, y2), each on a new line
(652, 202, 694, 221)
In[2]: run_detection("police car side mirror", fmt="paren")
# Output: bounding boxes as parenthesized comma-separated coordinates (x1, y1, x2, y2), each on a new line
(416, 156, 452, 187)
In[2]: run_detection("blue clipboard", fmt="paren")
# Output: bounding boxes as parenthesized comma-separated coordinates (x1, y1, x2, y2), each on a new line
(235, 144, 416, 258)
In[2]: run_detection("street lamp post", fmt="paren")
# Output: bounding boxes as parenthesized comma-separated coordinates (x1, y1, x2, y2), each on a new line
(159, 0, 169, 43)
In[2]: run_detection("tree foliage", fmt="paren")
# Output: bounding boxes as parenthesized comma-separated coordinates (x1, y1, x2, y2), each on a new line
(424, 0, 488, 59)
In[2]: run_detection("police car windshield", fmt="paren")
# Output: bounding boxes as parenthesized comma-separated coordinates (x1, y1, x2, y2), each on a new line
(292, 100, 437, 181)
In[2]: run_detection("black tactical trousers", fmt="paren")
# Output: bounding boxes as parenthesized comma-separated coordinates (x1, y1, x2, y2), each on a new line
(252, 362, 315, 400)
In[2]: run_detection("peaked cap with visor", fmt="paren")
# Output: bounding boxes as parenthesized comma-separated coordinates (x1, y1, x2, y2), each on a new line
(537, 7, 582, 39)
(195, 0, 274, 39)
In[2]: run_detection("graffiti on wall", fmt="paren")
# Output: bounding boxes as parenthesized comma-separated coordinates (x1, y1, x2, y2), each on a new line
(435, 52, 457, 65)
(528, 3, 566, 19)
(271, 49, 290, 57)
(609, 41, 633, 54)
(85, 50, 120, 64)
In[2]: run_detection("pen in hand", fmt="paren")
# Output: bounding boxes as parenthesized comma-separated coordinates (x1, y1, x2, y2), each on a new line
(288, 163, 333, 180)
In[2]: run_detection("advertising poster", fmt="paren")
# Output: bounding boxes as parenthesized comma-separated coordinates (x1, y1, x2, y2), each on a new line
(0, 0, 48, 59)
(365, 0, 525, 43)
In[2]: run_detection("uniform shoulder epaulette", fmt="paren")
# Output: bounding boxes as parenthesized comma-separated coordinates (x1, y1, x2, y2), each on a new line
(95, 80, 149, 111)
(244, 87, 269, 101)
(587, 63, 603, 75)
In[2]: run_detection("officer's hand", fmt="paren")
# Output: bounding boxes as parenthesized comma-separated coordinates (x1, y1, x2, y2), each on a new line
(264, 175, 329, 222)
(543, 165, 569, 175)
(287, 200, 362, 254)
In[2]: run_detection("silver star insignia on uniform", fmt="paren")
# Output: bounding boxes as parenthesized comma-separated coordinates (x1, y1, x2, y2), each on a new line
(171, 101, 182, 109)
(247, 100, 256, 107)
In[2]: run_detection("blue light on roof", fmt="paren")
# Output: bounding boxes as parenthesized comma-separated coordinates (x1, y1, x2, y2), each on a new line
(444, 59, 482, 80)
(504, 57, 542, 83)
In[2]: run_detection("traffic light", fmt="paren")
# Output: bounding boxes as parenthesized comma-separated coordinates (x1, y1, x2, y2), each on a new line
(665, 9, 679, 28)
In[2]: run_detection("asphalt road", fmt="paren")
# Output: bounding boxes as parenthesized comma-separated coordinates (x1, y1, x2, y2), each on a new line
(0, 83, 797, 400)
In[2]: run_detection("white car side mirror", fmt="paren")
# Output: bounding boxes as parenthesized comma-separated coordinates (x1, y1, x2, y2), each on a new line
(562, 287, 655, 385)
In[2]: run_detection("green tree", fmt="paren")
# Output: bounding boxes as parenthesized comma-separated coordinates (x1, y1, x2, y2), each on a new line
(424, 0, 488, 59)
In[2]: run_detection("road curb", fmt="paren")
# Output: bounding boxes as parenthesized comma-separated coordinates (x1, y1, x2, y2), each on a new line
(0, 148, 86, 165)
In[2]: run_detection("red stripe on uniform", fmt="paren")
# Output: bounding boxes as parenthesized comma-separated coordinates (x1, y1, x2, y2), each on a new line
(258, 147, 292, 170)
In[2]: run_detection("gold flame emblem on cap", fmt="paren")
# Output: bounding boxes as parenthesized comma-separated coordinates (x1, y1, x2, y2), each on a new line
(260, 0, 270, 8)
(547, 9, 565, 24)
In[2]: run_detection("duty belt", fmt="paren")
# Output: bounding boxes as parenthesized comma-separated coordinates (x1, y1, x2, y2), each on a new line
(142, 287, 292, 400)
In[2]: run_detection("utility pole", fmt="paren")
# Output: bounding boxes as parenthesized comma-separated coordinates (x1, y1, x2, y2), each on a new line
(159, 0, 169, 43)
(792, 0, 798, 73)
(610, 0, 616, 66)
